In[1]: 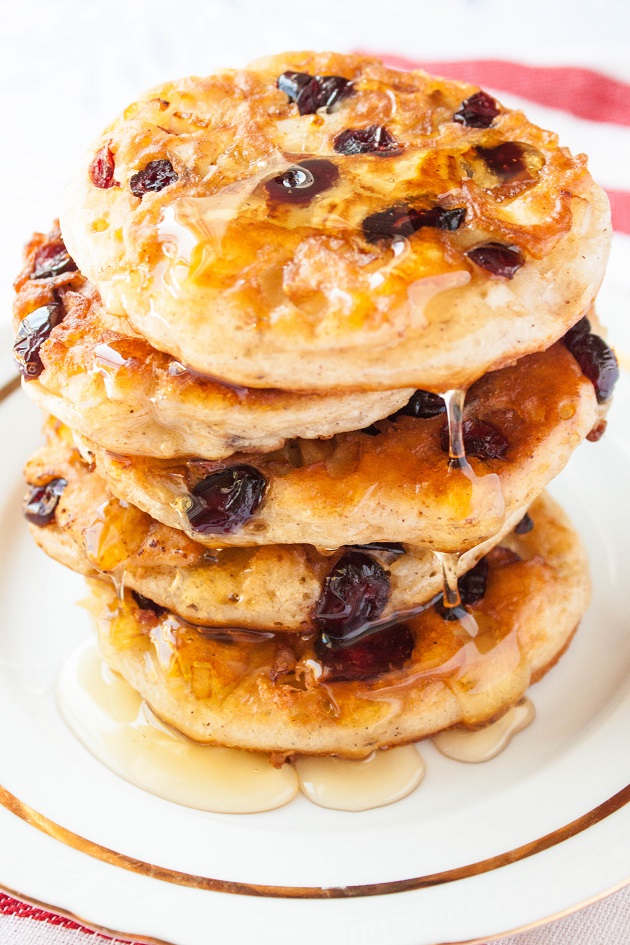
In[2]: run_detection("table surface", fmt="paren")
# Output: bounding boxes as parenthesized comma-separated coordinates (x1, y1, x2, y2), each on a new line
(1, 0, 628, 941)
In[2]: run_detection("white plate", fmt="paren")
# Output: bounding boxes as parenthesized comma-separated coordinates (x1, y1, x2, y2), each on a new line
(0, 309, 629, 945)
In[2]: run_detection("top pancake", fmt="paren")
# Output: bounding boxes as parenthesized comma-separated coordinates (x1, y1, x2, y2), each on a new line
(60, 51, 610, 392)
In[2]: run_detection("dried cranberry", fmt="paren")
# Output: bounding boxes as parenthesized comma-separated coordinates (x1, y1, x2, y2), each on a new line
(129, 159, 178, 197)
(434, 601, 470, 622)
(333, 125, 399, 155)
(466, 242, 524, 279)
(393, 389, 446, 420)
(265, 159, 339, 205)
(475, 142, 528, 182)
(89, 145, 117, 189)
(362, 204, 466, 243)
(491, 546, 522, 567)
(13, 303, 65, 379)
(459, 557, 489, 605)
(514, 512, 534, 535)
(131, 591, 166, 616)
(453, 91, 500, 129)
(563, 316, 590, 344)
(314, 550, 390, 641)
(32, 241, 77, 280)
(352, 542, 406, 557)
(434, 557, 488, 622)
(277, 71, 353, 115)
(186, 465, 267, 535)
(586, 420, 607, 442)
(277, 71, 312, 101)
(23, 478, 67, 526)
(561, 320, 619, 404)
(315, 622, 414, 682)
(440, 418, 509, 460)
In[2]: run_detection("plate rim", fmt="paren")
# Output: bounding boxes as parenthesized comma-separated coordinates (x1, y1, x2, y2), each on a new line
(1, 871, 629, 945)
(1, 777, 629, 901)
(3, 377, 630, 945)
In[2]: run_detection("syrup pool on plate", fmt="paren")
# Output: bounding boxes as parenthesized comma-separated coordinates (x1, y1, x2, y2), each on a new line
(433, 698, 535, 763)
(57, 642, 427, 813)
(56, 642, 298, 814)
(57, 641, 535, 814)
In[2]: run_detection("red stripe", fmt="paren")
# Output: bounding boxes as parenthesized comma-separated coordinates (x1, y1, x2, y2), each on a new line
(606, 189, 630, 234)
(357, 53, 630, 127)
(0, 892, 133, 941)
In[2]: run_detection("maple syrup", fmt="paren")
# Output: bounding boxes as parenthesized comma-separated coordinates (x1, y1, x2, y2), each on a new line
(57, 641, 532, 813)
(56, 642, 429, 813)
(433, 698, 535, 762)
(430, 387, 504, 632)
(295, 746, 425, 811)
(57, 642, 299, 814)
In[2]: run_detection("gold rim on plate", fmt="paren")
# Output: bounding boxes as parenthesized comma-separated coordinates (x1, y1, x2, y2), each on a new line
(2, 378, 629, 942)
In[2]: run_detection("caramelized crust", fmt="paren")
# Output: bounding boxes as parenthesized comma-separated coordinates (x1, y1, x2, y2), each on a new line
(13, 228, 411, 458)
(78, 343, 598, 552)
(89, 493, 590, 756)
(25, 420, 524, 631)
(60, 52, 610, 391)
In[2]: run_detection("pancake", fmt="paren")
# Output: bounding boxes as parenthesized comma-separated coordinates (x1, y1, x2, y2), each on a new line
(13, 227, 411, 458)
(60, 52, 610, 392)
(88, 493, 590, 756)
(25, 421, 525, 631)
(77, 341, 600, 552)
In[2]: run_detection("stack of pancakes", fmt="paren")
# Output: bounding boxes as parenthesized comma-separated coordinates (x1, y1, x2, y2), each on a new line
(13, 53, 618, 758)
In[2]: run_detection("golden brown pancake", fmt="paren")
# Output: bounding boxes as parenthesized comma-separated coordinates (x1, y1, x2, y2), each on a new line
(76, 342, 599, 552)
(13, 228, 412, 458)
(60, 52, 610, 392)
(25, 420, 526, 631)
(88, 493, 590, 756)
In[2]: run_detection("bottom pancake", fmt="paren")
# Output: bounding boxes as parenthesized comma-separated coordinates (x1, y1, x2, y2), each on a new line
(88, 493, 590, 757)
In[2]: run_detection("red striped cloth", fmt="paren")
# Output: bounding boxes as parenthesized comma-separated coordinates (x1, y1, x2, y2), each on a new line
(0, 893, 133, 942)
(0, 894, 88, 930)
(3, 55, 627, 945)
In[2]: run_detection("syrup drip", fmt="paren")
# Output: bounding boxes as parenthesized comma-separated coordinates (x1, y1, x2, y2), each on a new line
(431, 387, 504, 633)
(444, 388, 467, 467)
(432, 698, 535, 762)
(405, 269, 471, 326)
(83, 498, 148, 572)
(441, 387, 505, 527)
(93, 343, 130, 400)
(434, 551, 479, 637)
(437, 550, 461, 608)
(294, 746, 425, 811)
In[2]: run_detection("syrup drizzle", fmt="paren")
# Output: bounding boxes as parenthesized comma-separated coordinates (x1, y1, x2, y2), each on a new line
(444, 387, 467, 467)
(147, 153, 477, 339)
(93, 342, 130, 400)
(432, 387, 505, 632)
(437, 550, 461, 609)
